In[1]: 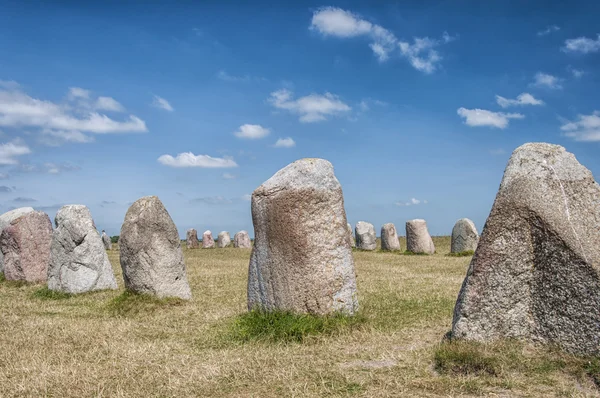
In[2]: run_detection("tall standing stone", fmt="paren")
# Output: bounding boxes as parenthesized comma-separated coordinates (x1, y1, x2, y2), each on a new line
(355, 221, 376, 251)
(1, 211, 52, 282)
(48, 205, 118, 293)
(0, 207, 34, 273)
(248, 158, 358, 315)
(451, 218, 479, 254)
(381, 223, 401, 251)
(101, 230, 112, 250)
(346, 223, 355, 248)
(202, 230, 214, 248)
(406, 219, 435, 254)
(233, 231, 251, 248)
(218, 231, 231, 248)
(452, 143, 600, 355)
(119, 196, 191, 300)
(186, 229, 199, 249)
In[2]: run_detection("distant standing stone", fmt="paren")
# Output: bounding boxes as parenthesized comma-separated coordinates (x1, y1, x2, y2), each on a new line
(202, 230, 214, 248)
(119, 196, 192, 299)
(406, 219, 435, 254)
(186, 229, 199, 249)
(248, 158, 358, 315)
(0, 207, 34, 273)
(346, 223, 355, 248)
(355, 221, 376, 251)
(233, 231, 251, 248)
(1, 211, 52, 283)
(451, 218, 479, 253)
(218, 231, 231, 248)
(101, 230, 112, 250)
(48, 205, 118, 294)
(381, 223, 401, 251)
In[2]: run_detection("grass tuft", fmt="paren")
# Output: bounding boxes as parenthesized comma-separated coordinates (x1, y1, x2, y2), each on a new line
(107, 290, 186, 317)
(434, 340, 500, 376)
(32, 287, 72, 300)
(446, 250, 475, 257)
(403, 250, 430, 256)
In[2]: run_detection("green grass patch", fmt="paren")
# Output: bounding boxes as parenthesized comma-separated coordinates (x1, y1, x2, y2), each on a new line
(227, 310, 366, 343)
(403, 250, 430, 256)
(32, 286, 73, 300)
(107, 290, 186, 316)
(446, 250, 475, 257)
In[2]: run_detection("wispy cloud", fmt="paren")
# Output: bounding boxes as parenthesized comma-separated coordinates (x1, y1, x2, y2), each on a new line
(13, 196, 36, 203)
(495, 93, 544, 108)
(490, 148, 507, 156)
(395, 198, 427, 206)
(568, 66, 585, 78)
(531, 72, 563, 89)
(273, 137, 296, 148)
(457, 108, 524, 129)
(0, 140, 30, 165)
(189, 196, 233, 205)
(562, 34, 600, 54)
(561, 111, 600, 142)
(15, 162, 81, 175)
(158, 152, 238, 168)
(0, 185, 11, 193)
(222, 173, 236, 179)
(537, 25, 560, 37)
(398, 33, 456, 74)
(38, 129, 95, 146)
(269, 89, 351, 122)
(152, 95, 174, 112)
(216, 70, 265, 82)
(234, 124, 270, 139)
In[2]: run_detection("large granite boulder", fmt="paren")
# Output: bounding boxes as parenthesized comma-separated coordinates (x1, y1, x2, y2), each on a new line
(186, 229, 199, 249)
(452, 143, 600, 355)
(101, 230, 112, 250)
(451, 218, 479, 254)
(248, 158, 358, 315)
(406, 219, 435, 254)
(119, 196, 191, 299)
(346, 223, 355, 248)
(355, 221, 376, 251)
(381, 223, 401, 251)
(217, 231, 231, 248)
(0, 207, 34, 273)
(1, 211, 52, 282)
(202, 230, 214, 248)
(48, 205, 118, 293)
(233, 231, 251, 248)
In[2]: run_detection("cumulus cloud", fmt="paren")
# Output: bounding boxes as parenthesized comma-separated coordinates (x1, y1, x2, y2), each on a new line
(0, 141, 31, 165)
(234, 124, 270, 139)
(269, 89, 351, 122)
(398, 33, 455, 74)
(158, 152, 238, 168)
(273, 137, 296, 148)
(495, 93, 544, 108)
(561, 111, 600, 142)
(532, 72, 563, 89)
(537, 25, 560, 37)
(395, 198, 427, 206)
(457, 108, 524, 129)
(562, 34, 600, 54)
(152, 95, 174, 112)
(68, 87, 90, 100)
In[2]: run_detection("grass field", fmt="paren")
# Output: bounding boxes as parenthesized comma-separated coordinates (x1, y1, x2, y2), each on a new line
(1, 236, 599, 397)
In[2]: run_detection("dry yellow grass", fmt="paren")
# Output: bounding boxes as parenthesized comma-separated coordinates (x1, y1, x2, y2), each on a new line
(0, 237, 598, 397)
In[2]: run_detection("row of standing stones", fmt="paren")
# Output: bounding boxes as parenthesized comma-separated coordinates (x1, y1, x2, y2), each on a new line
(185, 229, 251, 249)
(0, 142, 599, 356)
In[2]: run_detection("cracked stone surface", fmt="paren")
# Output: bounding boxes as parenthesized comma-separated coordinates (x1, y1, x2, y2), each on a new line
(381, 223, 401, 251)
(355, 221, 376, 251)
(0, 207, 34, 273)
(453, 143, 600, 355)
(346, 223, 355, 248)
(186, 229, 199, 249)
(248, 158, 358, 315)
(451, 218, 479, 253)
(233, 231, 251, 248)
(406, 219, 435, 254)
(217, 231, 231, 248)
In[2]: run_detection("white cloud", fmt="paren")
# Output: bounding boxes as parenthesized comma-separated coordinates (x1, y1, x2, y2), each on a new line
(0, 172, 8, 179)
(14, 161, 80, 174)
(216, 70, 265, 82)
(532, 72, 563, 89)
(310, 7, 373, 38)
(273, 137, 296, 148)
(561, 111, 600, 142)
(234, 124, 270, 139)
(39, 129, 94, 146)
(495, 93, 544, 108)
(570, 68, 585, 78)
(152, 95, 174, 112)
(0, 141, 30, 165)
(398, 34, 455, 74)
(95, 96, 125, 112)
(537, 25, 560, 37)
(68, 87, 90, 100)
(457, 108, 524, 129)
(269, 89, 351, 122)
(157, 152, 238, 168)
(562, 34, 600, 54)
(395, 197, 427, 206)
(190, 196, 233, 205)
(222, 173, 236, 179)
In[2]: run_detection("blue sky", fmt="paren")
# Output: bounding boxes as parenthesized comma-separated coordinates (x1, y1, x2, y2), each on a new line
(0, 1, 599, 237)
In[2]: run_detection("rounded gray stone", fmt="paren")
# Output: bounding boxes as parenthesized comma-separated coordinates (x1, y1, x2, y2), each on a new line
(217, 231, 231, 248)
(101, 231, 112, 251)
(381, 223, 401, 251)
(451, 218, 479, 253)
(233, 231, 251, 248)
(202, 230, 214, 248)
(406, 219, 435, 254)
(186, 229, 199, 249)
(355, 221, 376, 251)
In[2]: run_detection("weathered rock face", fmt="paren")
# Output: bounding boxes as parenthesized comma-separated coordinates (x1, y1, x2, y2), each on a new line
(381, 223, 401, 251)
(233, 231, 251, 248)
(0, 207, 34, 273)
(48, 205, 118, 294)
(406, 219, 435, 254)
(186, 229, 199, 249)
(202, 230, 214, 248)
(217, 231, 231, 248)
(248, 158, 358, 315)
(451, 218, 479, 253)
(346, 223, 355, 248)
(1, 211, 52, 282)
(119, 196, 192, 300)
(101, 231, 112, 250)
(355, 221, 376, 251)
(452, 143, 600, 355)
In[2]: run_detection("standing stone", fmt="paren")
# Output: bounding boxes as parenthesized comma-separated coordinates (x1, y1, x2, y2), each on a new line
(346, 223, 355, 248)
(48, 205, 118, 293)
(406, 219, 435, 254)
(186, 229, 199, 249)
(119, 196, 191, 299)
(248, 158, 358, 315)
(381, 223, 401, 251)
(202, 230, 214, 248)
(0, 207, 34, 273)
(101, 230, 112, 250)
(355, 221, 376, 251)
(217, 231, 231, 248)
(233, 231, 251, 248)
(451, 218, 479, 254)
(1, 211, 52, 282)
(452, 143, 600, 355)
